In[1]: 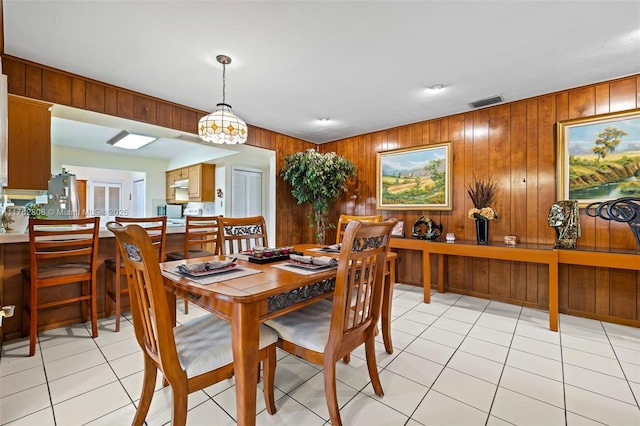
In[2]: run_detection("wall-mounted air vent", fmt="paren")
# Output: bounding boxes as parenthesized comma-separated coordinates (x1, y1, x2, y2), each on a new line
(469, 95, 504, 109)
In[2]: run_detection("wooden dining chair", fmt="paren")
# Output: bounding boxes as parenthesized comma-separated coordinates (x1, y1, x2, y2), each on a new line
(165, 215, 221, 314)
(107, 221, 278, 426)
(336, 214, 382, 244)
(21, 216, 101, 357)
(217, 215, 269, 255)
(105, 216, 167, 332)
(265, 219, 396, 426)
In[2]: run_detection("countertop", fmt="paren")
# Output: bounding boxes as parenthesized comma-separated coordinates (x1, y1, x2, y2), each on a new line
(0, 222, 186, 244)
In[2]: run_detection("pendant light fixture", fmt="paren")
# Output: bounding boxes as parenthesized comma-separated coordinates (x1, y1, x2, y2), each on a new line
(198, 55, 248, 144)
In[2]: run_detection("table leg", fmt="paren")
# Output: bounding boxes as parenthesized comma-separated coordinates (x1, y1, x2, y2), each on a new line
(437, 254, 445, 293)
(381, 258, 395, 354)
(423, 249, 431, 303)
(232, 302, 260, 426)
(548, 258, 559, 332)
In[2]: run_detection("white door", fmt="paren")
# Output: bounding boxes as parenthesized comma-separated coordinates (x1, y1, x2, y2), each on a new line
(132, 179, 145, 216)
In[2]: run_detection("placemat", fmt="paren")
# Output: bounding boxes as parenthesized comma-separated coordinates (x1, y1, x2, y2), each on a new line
(271, 262, 337, 276)
(164, 266, 262, 285)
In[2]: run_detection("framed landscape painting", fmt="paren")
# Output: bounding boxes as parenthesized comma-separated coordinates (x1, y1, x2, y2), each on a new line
(557, 109, 640, 207)
(376, 142, 452, 210)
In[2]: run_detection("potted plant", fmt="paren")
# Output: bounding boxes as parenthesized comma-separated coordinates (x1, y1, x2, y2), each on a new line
(281, 149, 358, 244)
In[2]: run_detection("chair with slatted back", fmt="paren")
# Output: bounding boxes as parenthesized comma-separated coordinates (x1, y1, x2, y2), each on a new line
(165, 215, 221, 314)
(336, 214, 382, 244)
(217, 216, 268, 255)
(107, 221, 278, 426)
(21, 217, 101, 357)
(105, 216, 167, 332)
(265, 219, 396, 426)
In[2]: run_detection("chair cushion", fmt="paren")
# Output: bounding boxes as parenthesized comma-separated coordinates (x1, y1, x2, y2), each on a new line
(22, 262, 92, 280)
(264, 299, 333, 353)
(166, 250, 214, 261)
(173, 314, 278, 379)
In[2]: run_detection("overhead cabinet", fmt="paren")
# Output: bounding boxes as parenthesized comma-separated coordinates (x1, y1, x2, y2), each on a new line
(165, 163, 215, 202)
(7, 95, 52, 190)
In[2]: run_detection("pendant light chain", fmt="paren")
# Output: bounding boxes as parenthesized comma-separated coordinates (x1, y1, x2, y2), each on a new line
(221, 61, 226, 105)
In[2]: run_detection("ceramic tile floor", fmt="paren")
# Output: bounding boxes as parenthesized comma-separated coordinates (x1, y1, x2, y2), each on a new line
(1, 283, 639, 425)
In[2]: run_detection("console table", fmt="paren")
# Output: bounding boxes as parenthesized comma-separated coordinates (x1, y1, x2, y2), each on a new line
(390, 238, 559, 331)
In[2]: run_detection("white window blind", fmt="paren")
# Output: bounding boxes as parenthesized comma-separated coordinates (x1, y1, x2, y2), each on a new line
(232, 168, 262, 217)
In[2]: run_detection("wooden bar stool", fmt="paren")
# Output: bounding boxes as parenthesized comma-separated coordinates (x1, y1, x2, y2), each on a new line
(105, 216, 167, 331)
(22, 217, 101, 357)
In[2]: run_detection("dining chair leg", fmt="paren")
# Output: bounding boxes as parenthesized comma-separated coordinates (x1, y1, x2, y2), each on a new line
(133, 355, 157, 426)
(324, 358, 342, 426)
(263, 345, 277, 415)
(365, 337, 384, 396)
(172, 382, 188, 426)
(342, 354, 350, 364)
(184, 299, 189, 314)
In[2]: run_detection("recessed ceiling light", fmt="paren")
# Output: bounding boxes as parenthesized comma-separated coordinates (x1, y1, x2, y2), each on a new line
(107, 130, 156, 149)
(429, 84, 444, 91)
(318, 118, 330, 123)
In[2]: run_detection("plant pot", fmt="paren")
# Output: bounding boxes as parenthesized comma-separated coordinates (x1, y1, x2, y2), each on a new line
(2, 206, 28, 234)
(475, 218, 489, 245)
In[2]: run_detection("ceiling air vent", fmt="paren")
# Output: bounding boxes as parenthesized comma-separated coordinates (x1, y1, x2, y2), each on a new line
(469, 95, 504, 109)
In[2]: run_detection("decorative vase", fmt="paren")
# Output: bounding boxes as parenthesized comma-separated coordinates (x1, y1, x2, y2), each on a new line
(475, 218, 489, 245)
(2, 206, 28, 234)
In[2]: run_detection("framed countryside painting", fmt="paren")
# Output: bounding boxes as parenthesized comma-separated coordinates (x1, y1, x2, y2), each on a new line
(557, 109, 640, 207)
(376, 142, 452, 210)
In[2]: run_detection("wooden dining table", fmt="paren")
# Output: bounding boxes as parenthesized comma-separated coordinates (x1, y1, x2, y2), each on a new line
(160, 245, 396, 426)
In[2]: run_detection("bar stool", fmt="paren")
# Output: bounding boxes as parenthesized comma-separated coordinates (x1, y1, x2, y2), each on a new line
(165, 215, 221, 314)
(105, 216, 167, 331)
(22, 217, 101, 357)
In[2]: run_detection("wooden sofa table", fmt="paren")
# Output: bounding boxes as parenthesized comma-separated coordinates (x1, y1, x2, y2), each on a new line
(390, 238, 559, 331)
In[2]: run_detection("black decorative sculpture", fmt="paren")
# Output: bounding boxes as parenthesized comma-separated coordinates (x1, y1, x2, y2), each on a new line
(548, 200, 581, 249)
(585, 197, 640, 251)
(411, 216, 443, 240)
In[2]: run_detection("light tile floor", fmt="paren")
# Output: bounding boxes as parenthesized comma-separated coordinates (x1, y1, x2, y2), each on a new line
(1, 283, 639, 425)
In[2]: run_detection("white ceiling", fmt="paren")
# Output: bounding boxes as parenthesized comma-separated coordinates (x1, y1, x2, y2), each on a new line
(3, 1, 640, 149)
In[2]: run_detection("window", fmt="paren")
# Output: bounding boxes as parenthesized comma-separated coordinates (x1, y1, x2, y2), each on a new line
(232, 167, 262, 217)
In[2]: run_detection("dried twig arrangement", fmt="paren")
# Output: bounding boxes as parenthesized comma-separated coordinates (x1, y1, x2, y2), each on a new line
(466, 173, 498, 209)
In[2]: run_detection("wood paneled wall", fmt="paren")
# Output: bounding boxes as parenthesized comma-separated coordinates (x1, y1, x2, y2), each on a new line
(320, 75, 640, 326)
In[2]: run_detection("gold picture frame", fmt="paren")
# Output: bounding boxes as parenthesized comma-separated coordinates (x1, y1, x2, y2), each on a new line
(557, 109, 640, 207)
(376, 142, 453, 210)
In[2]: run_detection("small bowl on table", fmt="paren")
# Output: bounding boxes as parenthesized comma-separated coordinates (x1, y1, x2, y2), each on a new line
(252, 247, 265, 258)
(281, 245, 294, 255)
(271, 248, 282, 256)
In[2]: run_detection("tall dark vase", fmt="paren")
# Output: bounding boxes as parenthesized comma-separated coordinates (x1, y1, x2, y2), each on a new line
(475, 218, 489, 245)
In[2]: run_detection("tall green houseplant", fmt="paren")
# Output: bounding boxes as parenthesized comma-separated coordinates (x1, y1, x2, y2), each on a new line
(281, 149, 358, 244)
